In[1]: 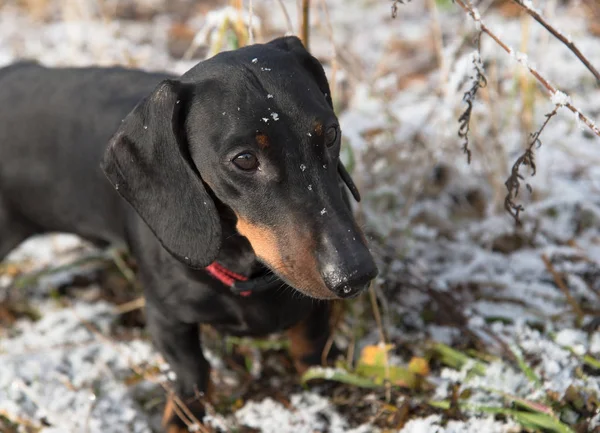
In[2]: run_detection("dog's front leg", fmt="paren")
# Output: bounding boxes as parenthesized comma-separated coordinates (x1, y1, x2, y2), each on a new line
(286, 302, 342, 374)
(146, 304, 211, 432)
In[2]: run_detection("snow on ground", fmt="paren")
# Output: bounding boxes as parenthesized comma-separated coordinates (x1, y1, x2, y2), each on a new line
(235, 393, 373, 433)
(0, 0, 599, 432)
(1, 299, 160, 433)
(399, 414, 520, 433)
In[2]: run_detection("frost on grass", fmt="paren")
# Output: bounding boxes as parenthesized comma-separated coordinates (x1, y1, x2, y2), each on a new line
(0, 300, 161, 433)
(1, 234, 105, 299)
(400, 414, 518, 433)
(186, 6, 262, 58)
(235, 392, 372, 433)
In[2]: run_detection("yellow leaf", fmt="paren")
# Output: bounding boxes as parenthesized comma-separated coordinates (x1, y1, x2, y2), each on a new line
(360, 344, 394, 366)
(355, 364, 419, 389)
(408, 357, 430, 377)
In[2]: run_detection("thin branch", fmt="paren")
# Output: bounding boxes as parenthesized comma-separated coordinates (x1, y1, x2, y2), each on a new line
(300, 0, 310, 50)
(321, 301, 344, 366)
(541, 254, 585, 323)
(368, 282, 392, 402)
(512, 0, 600, 84)
(319, 0, 339, 98)
(116, 296, 145, 314)
(247, 0, 254, 44)
(275, 0, 294, 34)
(453, 0, 600, 139)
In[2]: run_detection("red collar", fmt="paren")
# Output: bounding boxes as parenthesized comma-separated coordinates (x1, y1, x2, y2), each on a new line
(205, 262, 252, 296)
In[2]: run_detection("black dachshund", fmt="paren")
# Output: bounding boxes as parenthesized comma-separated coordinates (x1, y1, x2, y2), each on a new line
(0, 36, 377, 431)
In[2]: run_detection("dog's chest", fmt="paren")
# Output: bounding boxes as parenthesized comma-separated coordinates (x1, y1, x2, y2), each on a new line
(213, 292, 314, 336)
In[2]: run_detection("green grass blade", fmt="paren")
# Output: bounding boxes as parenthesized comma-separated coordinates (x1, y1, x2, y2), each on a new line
(431, 342, 487, 375)
(427, 401, 575, 433)
(509, 344, 542, 386)
(301, 367, 380, 388)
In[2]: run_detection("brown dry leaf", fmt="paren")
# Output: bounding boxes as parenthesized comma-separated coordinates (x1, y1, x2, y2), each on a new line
(1, 264, 22, 277)
(167, 22, 197, 58)
(360, 127, 388, 140)
(492, 0, 523, 18)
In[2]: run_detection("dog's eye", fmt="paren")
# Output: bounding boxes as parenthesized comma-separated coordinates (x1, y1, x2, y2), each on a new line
(232, 153, 259, 171)
(325, 126, 339, 147)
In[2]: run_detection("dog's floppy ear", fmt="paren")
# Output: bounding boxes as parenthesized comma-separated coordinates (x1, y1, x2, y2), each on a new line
(269, 36, 361, 203)
(101, 80, 221, 269)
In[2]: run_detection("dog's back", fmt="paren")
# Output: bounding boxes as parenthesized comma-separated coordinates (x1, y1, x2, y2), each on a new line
(0, 62, 170, 250)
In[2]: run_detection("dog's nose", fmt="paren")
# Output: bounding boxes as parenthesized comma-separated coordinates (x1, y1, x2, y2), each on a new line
(318, 242, 378, 299)
(316, 220, 378, 299)
(329, 272, 376, 299)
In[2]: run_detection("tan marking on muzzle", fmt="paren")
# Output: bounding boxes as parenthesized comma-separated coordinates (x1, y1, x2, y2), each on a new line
(235, 217, 281, 268)
(235, 217, 335, 299)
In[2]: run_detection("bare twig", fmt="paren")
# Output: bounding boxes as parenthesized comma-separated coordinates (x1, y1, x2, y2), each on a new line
(318, 0, 338, 98)
(168, 395, 194, 426)
(247, 0, 254, 44)
(275, 0, 294, 34)
(453, 0, 600, 139)
(116, 296, 145, 314)
(512, 0, 600, 84)
(300, 0, 310, 49)
(427, 0, 446, 76)
(0, 409, 42, 430)
(504, 106, 559, 223)
(321, 301, 344, 366)
(368, 282, 391, 402)
(541, 254, 585, 323)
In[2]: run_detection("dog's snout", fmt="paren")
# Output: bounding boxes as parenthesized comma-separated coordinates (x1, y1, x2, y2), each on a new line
(317, 231, 378, 299)
(330, 273, 376, 299)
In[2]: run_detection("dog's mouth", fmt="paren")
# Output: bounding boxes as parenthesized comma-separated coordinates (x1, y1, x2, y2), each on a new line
(229, 264, 282, 295)
(235, 216, 339, 299)
(229, 265, 336, 299)
(236, 261, 340, 300)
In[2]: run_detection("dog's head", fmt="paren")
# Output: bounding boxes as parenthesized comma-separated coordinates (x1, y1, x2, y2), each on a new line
(102, 36, 377, 299)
